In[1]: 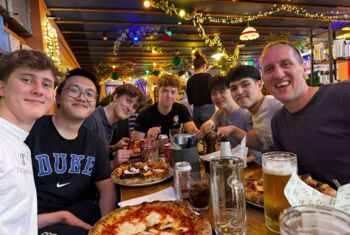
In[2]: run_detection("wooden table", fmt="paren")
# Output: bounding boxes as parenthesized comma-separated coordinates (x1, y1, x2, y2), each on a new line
(120, 163, 270, 235)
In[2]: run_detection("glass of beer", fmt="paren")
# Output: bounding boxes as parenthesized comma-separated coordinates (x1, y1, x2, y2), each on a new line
(262, 151, 297, 234)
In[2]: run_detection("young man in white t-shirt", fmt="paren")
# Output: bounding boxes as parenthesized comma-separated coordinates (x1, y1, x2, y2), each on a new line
(0, 50, 59, 235)
(224, 65, 283, 153)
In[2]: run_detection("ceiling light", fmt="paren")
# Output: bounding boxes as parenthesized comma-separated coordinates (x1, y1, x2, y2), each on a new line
(143, 0, 151, 8)
(179, 9, 186, 18)
(240, 25, 259, 41)
(211, 53, 224, 61)
(191, 47, 196, 54)
(103, 33, 108, 41)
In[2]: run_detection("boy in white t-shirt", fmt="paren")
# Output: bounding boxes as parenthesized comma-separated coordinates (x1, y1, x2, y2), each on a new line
(0, 50, 59, 235)
(223, 65, 283, 154)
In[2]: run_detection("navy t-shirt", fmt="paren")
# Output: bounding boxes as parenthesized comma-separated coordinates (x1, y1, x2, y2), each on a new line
(25, 115, 110, 211)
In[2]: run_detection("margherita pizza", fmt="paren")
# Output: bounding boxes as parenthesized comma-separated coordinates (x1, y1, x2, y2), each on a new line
(111, 161, 171, 185)
(245, 175, 264, 206)
(88, 201, 211, 235)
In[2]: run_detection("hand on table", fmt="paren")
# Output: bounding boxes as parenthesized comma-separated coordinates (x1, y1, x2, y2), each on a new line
(146, 126, 161, 140)
(217, 126, 235, 138)
(38, 210, 92, 230)
(112, 149, 132, 166)
(109, 137, 130, 152)
(200, 120, 215, 134)
(60, 211, 92, 230)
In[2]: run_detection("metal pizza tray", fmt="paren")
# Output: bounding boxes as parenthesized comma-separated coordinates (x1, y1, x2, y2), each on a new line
(112, 168, 173, 187)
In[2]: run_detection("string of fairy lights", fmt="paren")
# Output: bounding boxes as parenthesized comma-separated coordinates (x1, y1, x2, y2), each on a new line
(150, 0, 350, 67)
(44, 19, 60, 66)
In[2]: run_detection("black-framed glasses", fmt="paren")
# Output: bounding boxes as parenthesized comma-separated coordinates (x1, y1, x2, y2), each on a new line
(63, 85, 98, 102)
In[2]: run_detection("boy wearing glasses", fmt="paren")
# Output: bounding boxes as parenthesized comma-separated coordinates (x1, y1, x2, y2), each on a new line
(0, 50, 58, 235)
(25, 69, 115, 235)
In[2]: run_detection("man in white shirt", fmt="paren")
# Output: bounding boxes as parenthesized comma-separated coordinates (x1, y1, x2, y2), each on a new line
(0, 50, 59, 235)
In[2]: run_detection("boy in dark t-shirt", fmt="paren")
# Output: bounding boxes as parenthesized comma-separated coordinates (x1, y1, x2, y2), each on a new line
(132, 74, 201, 140)
(26, 69, 115, 235)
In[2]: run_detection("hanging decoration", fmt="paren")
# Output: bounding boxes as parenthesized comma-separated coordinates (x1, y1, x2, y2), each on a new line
(151, 0, 350, 67)
(152, 0, 191, 20)
(172, 56, 182, 66)
(44, 19, 60, 66)
(144, 45, 163, 55)
(111, 72, 119, 80)
(265, 32, 293, 42)
(152, 69, 160, 76)
(162, 32, 171, 41)
(239, 24, 260, 41)
(113, 26, 160, 55)
(95, 63, 113, 81)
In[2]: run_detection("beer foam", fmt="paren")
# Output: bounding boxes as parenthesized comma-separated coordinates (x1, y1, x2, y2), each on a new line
(264, 161, 296, 176)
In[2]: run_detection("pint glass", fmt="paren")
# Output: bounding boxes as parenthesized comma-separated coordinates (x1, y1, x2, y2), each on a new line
(262, 151, 297, 234)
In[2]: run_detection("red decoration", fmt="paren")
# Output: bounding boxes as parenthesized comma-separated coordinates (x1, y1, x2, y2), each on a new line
(162, 33, 171, 41)
(113, 66, 118, 72)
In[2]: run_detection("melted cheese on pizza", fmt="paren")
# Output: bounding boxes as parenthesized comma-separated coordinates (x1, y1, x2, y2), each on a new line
(112, 209, 191, 234)
(146, 211, 161, 226)
(117, 220, 146, 235)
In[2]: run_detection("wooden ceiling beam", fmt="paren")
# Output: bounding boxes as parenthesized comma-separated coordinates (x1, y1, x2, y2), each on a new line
(69, 45, 265, 49)
(196, 0, 350, 11)
(48, 6, 350, 23)
(57, 20, 325, 30)
(61, 31, 309, 37)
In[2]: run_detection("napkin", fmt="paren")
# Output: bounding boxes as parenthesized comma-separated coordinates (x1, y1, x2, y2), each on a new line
(118, 187, 176, 208)
(284, 172, 350, 214)
(199, 135, 248, 166)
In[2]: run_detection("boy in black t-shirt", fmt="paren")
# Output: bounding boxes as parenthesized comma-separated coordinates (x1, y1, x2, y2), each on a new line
(132, 73, 202, 140)
(26, 69, 115, 235)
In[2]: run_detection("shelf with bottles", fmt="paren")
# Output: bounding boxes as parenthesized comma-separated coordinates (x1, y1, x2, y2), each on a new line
(306, 70, 334, 86)
(332, 39, 350, 60)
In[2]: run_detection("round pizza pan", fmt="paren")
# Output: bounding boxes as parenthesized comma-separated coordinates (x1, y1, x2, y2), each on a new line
(112, 168, 173, 187)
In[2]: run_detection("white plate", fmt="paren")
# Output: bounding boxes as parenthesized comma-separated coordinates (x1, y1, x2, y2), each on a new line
(112, 168, 173, 187)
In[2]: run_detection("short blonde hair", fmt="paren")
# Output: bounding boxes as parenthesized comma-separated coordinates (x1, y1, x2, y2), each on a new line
(260, 41, 303, 65)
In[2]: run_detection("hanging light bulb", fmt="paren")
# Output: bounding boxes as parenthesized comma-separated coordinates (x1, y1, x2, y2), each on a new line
(102, 33, 108, 41)
(143, 0, 151, 8)
(239, 24, 259, 41)
(179, 9, 186, 18)
(211, 52, 224, 61)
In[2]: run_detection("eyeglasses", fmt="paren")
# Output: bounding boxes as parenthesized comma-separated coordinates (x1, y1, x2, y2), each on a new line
(63, 85, 98, 102)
